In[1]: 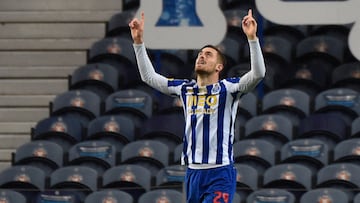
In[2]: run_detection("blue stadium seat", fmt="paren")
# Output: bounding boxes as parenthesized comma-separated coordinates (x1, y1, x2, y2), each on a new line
(35, 190, 82, 203)
(262, 36, 293, 74)
(155, 93, 183, 114)
(50, 90, 101, 127)
(69, 63, 118, 100)
(123, 0, 139, 10)
(0, 189, 26, 203)
(173, 143, 183, 165)
(223, 8, 249, 50)
(104, 89, 153, 131)
(107, 10, 137, 39)
(261, 88, 310, 127)
(262, 163, 313, 199)
(233, 139, 276, 174)
(138, 189, 183, 203)
(244, 114, 293, 149)
(139, 111, 185, 152)
(300, 188, 349, 203)
(333, 138, 360, 165)
(353, 192, 360, 203)
(155, 164, 186, 191)
(234, 164, 258, 201)
(331, 62, 360, 92)
(102, 164, 151, 202)
(31, 116, 84, 151)
(314, 88, 360, 126)
(280, 138, 329, 173)
(88, 37, 140, 88)
(280, 64, 328, 99)
(12, 140, 64, 175)
(351, 117, 360, 138)
(295, 35, 345, 78)
(84, 190, 134, 203)
(67, 140, 116, 175)
(0, 165, 45, 201)
(246, 188, 296, 203)
(316, 163, 360, 201)
(121, 140, 169, 177)
(86, 115, 136, 156)
(49, 166, 98, 202)
(215, 36, 242, 69)
(297, 113, 348, 149)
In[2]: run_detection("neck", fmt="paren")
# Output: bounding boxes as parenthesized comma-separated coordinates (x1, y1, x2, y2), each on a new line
(196, 73, 219, 86)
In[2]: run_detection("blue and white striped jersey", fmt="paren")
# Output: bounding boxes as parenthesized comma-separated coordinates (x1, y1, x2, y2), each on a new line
(167, 78, 244, 165)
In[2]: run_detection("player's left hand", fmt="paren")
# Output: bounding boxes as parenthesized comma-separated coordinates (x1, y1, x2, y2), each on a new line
(242, 9, 257, 40)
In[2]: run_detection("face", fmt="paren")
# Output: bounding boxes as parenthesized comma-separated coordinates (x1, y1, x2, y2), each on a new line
(195, 47, 223, 76)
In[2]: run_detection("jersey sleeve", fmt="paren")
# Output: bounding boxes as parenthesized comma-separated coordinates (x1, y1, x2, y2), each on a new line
(227, 38, 266, 93)
(133, 43, 184, 96)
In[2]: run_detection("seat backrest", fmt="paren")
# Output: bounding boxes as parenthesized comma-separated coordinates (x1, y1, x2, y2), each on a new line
(234, 163, 258, 195)
(316, 163, 360, 189)
(0, 189, 26, 203)
(246, 188, 296, 203)
(13, 140, 64, 175)
(84, 189, 134, 203)
(155, 164, 186, 191)
(138, 189, 183, 203)
(35, 190, 83, 203)
(333, 138, 360, 165)
(67, 140, 116, 175)
(300, 188, 349, 203)
(351, 117, 360, 137)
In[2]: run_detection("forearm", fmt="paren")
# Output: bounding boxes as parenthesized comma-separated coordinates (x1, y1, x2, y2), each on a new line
(133, 43, 169, 93)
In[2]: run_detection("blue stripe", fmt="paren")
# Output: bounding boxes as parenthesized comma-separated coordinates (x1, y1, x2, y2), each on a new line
(228, 92, 238, 163)
(168, 79, 188, 87)
(216, 82, 227, 164)
(202, 85, 213, 163)
(225, 77, 241, 83)
(190, 86, 199, 163)
(181, 87, 189, 165)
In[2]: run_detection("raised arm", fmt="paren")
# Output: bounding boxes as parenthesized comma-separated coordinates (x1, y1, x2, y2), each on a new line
(129, 12, 170, 94)
(236, 9, 266, 92)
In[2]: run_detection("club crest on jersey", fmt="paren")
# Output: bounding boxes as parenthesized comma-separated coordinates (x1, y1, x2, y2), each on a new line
(211, 83, 221, 94)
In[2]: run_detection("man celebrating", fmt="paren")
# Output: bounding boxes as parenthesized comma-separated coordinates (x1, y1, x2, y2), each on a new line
(129, 9, 265, 203)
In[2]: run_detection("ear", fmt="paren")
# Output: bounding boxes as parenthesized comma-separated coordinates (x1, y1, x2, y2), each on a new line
(215, 64, 224, 73)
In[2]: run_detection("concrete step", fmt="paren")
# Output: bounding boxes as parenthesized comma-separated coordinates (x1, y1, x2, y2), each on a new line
(0, 51, 86, 66)
(0, 134, 30, 149)
(0, 38, 100, 50)
(0, 23, 105, 39)
(0, 79, 68, 95)
(0, 66, 76, 78)
(0, 108, 48, 122)
(0, 122, 35, 134)
(0, 11, 121, 23)
(0, 0, 122, 11)
(0, 95, 55, 107)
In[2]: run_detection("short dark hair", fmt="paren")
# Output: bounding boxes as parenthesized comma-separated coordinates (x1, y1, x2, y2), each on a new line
(199, 45, 227, 67)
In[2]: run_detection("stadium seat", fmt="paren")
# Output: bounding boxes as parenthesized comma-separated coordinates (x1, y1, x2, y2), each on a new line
(155, 164, 186, 191)
(351, 117, 360, 137)
(316, 163, 360, 201)
(234, 164, 258, 201)
(107, 9, 137, 39)
(67, 140, 116, 175)
(280, 138, 329, 173)
(246, 188, 296, 203)
(279, 64, 328, 100)
(354, 192, 360, 203)
(69, 63, 118, 100)
(262, 36, 293, 73)
(297, 113, 348, 149)
(102, 164, 151, 202)
(155, 93, 183, 113)
(139, 111, 185, 152)
(300, 188, 349, 203)
(223, 0, 256, 12)
(314, 88, 360, 126)
(104, 89, 153, 130)
(86, 115, 136, 156)
(331, 62, 360, 92)
(223, 8, 249, 50)
(31, 116, 84, 151)
(138, 189, 183, 203)
(12, 140, 64, 175)
(122, 0, 139, 10)
(49, 166, 98, 202)
(262, 163, 313, 199)
(0, 189, 26, 203)
(261, 88, 310, 127)
(88, 37, 141, 88)
(84, 189, 134, 203)
(0, 165, 45, 201)
(333, 138, 360, 165)
(295, 35, 345, 77)
(243, 114, 293, 149)
(173, 143, 183, 165)
(35, 190, 82, 203)
(121, 140, 169, 177)
(50, 90, 101, 127)
(233, 139, 276, 174)
(215, 36, 242, 70)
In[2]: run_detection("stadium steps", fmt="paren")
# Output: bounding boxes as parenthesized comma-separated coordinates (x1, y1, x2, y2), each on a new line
(0, 0, 123, 172)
